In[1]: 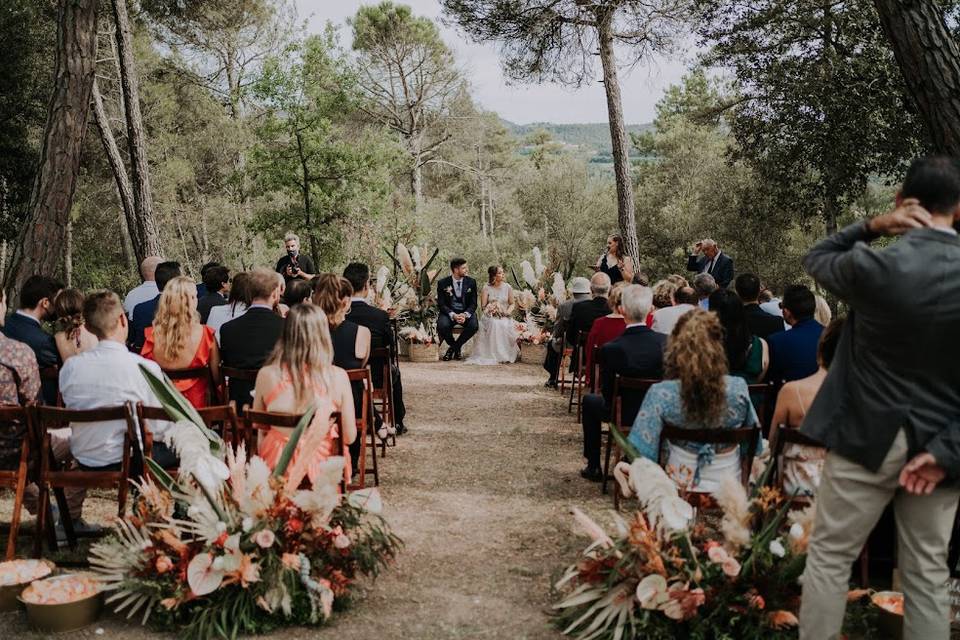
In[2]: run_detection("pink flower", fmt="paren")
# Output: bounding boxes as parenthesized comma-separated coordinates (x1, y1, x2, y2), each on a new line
(707, 545, 729, 564)
(722, 557, 742, 577)
(253, 529, 275, 549)
(155, 555, 174, 574)
(334, 533, 351, 549)
(281, 553, 300, 571)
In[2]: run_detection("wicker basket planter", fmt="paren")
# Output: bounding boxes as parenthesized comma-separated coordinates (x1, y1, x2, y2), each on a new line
(519, 342, 548, 365)
(407, 342, 439, 363)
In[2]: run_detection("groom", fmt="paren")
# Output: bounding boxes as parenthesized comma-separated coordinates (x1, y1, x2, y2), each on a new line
(436, 257, 479, 361)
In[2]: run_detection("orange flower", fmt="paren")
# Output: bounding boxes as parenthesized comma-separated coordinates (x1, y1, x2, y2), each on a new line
(767, 610, 799, 629)
(155, 555, 174, 574)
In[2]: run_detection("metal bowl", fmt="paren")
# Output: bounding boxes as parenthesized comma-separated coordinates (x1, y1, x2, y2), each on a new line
(0, 559, 55, 612)
(872, 590, 904, 640)
(18, 576, 103, 633)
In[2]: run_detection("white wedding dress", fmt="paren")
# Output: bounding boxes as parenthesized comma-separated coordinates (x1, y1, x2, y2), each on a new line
(467, 283, 520, 365)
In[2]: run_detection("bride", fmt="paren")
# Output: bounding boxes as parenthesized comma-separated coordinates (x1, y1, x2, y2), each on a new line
(467, 266, 520, 365)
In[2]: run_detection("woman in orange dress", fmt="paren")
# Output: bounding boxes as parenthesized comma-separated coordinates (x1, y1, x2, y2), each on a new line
(252, 304, 357, 485)
(142, 276, 221, 408)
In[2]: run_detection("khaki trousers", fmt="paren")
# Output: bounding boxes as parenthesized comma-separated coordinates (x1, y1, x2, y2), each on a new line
(799, 429, 960, 640)
(24, 428, 85, 520)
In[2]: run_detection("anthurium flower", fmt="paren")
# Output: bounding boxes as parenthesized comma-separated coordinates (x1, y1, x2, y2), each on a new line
(769, 538, 786, 558)
(187, 553, 224, 596)
(635, 574, 669, 609)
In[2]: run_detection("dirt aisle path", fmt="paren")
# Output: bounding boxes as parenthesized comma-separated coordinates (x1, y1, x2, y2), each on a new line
(5, 361, 610, 639)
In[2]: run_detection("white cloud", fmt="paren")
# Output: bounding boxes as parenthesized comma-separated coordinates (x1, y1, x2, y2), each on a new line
(296, 0, 689, 125)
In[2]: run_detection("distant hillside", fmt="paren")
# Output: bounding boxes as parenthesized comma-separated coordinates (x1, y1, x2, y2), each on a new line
(502, 120, 653, 156)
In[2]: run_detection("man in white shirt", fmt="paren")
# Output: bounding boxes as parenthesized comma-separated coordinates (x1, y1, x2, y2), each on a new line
(651, 286, 698, 335)
(59, 291, 176, 469)
(123, 256, 163, 318)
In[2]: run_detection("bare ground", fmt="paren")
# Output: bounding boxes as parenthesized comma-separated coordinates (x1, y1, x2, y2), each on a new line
(2, 361, 615, 639)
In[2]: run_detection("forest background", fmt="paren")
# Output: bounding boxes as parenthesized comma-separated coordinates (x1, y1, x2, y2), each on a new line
(2, 0, 957, 296)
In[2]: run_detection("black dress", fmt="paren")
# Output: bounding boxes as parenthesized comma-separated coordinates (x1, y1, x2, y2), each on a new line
(599, 254, 624, 285)
(330, 321, 365, 471)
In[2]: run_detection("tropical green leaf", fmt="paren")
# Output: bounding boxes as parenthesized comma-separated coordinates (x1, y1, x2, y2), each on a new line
(510, 266, 522, 289)
(144, 457, 176, 492)
(139, 364, 222, 450)
(271, 404, 318, 478)
(609, 426, 640, 462)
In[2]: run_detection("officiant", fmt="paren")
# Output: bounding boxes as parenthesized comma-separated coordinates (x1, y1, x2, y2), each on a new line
(436, 258, 478, 361)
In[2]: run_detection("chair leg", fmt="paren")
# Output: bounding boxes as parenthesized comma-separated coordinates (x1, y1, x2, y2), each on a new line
(6, 467, 28, 561)
(613, 478, 621, 512)
(601, 429, 613, 495)
(369, 423, 380, 487)
(576, 382, 585, 422)
(54, 488, 77, 550)
(568, 373, 577, 413)
(34, 485, 50, 558)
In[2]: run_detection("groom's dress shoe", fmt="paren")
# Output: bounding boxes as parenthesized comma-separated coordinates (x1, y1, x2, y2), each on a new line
(544, 379, 558, 389)
(453, 350, 463, 360)
(442, 348, 454, 361)
(580, 466, 603, 482)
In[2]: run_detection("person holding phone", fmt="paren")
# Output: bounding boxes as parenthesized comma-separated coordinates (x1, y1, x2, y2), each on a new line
(275, 232, 316, 284)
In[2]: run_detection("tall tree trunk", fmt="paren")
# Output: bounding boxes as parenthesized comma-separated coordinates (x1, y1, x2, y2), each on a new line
(597, 13, 640, 265)
(6, 0, 98, 300)
(111, 0, 162, 263)
(92, 78, 139, 249)
(874, 0, 960, 155)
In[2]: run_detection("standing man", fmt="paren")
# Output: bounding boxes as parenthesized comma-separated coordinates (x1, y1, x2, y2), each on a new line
(123, 256, 163, 318)
(275, 232, 315, 284)
(687, 238, 734, 289)
(798, 156, 960, 640)
(436, 258, 478, 361)
(543, 277, 591, 388)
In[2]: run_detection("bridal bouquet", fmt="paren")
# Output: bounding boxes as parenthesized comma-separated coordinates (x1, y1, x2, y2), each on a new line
(553, 434, 877, 640)
(484, 301, 509, 318)
(89, 368, 401, 640)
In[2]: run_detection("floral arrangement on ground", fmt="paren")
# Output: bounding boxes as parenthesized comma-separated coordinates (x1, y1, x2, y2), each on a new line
(514, 247, 565, 343)
(552, 433, 877, 640)
(89, 367, 401, 640)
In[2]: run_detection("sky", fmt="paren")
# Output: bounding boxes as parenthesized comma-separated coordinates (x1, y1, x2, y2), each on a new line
(295, 0, 691, 125)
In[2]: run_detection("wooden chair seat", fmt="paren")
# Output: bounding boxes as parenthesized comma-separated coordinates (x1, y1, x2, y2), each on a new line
(137, 403, 243, 480)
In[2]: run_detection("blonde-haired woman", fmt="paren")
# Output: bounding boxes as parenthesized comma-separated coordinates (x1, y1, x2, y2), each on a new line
(627, 309, 759, 492)
(252, 305, 357, 483)
(142, 275, 221, 408)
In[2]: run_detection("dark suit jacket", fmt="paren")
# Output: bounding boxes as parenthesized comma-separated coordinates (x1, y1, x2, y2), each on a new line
(436, 275, 478, 318)
(687, 252, 735, 289)
(3, 313, 60, 405)
(802, 222, 960, 476)
(197, 292, 228, 324)
(566, 297, 610, 349)
(598, 326, 666, 424)
(767, 319, 823, 384)
(349, 300, 393, 386)
(130, 295, 159, 352)
(219, 307, 285, 408)
(744, 303, 786, 340)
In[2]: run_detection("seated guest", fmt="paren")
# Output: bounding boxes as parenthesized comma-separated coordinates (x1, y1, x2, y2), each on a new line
(142, 276, 221, 408)
(666, 274, 688, 289)
(580, 285, 665, 481)
(130, 261, 181, 352)
(4, 275, 63, 405)
(647, 280, 677, 328)
(710, 289, 768, 383)
(197, 264, 230, 324)
(343, 262, 408, 434)
(208, 271, 251, 339)
(735, 273, 785, 339)
(195, 261, 221, 298)
(543, 277, 591, 388)
(628, 309, 759, 492)
(53, 288, 98, 361)
(759, 288, 785, 319)
(61, 291, 177, 469)
(584, 282, 627, 388)
(814, 294, 832, 327)
(220, 269, 285, 408)
(274, 273, 291, 317)
(692, 273, 718, 310)
(283, 279, 312, 308)
(252, 305, 356, 483)
(123, 256, 162, 318)
(566, 272, 612, 373)
(769, 318, 844, 496)
(766, 284, 823, 383)
(652, 285, 697, 335)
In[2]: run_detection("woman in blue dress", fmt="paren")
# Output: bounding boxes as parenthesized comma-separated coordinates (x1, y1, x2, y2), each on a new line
(628, 309, 760, 492)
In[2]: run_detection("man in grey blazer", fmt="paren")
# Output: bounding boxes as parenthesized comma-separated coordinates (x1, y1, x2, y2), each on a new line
(799, 156, 960, 640)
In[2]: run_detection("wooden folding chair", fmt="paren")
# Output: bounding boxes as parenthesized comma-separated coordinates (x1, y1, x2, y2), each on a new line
(221, 366, 260, 413)
(38, 366, 61, 407)
(0, 405, 34, 560)
(557, 347, 574, 392)
(748, 382, 779, 437)
(33, 404, 139, 557)
(163, 365, 221, 405)
(389, 318, 401, 368)
(345, 368, 378, 489)
(568, 334, 588, 418)
(588, 344, 602, 394)
(602, 376, 659, 508)
(137, 402, 242, 460)
(243, 409, 348, 489)
(369, 347, 395, 456)
(656, 423, 761, 493)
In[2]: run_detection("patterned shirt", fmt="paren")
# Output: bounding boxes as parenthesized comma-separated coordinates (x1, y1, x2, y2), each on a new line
(0, 332, 40, 469)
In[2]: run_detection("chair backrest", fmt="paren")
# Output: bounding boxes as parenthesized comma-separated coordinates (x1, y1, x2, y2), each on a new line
(0, 405, 32, 484)
(658, 422, 760, 489)
(163, 365, 220, 404)
(242, 408, 347, 484)
(747, 382, 779, 437)
(369, 347, 391, 391)
(768, 423, 826, 493)
(589, 344, 602, 393)
(38, 366, 61, 406)
(221, 366, 259, 382)
(611, 376, 660, 428)
(345, 368, 372, 429)
(137, 402, 241, 447)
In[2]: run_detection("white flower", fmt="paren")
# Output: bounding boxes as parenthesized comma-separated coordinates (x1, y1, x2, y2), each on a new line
(520, 260, 537, 288)
(165, 420, 229, 493)
(769, 538, 786, 558)
(789, 523, 804, 541)
(396, 243, 414, 276)
(375, 266, 389, 293)
(532, 247, 545, 277)
(551, 272, 567, 303)
(660, 497, 694, 531)
(636, 574, 669, 609)
(242, 517, 254, 532)
(187, 553, 224, 596)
